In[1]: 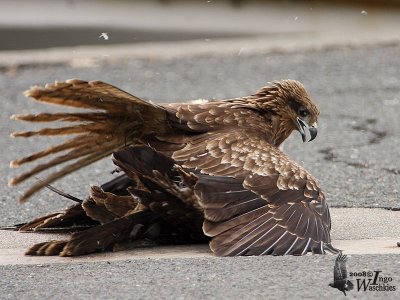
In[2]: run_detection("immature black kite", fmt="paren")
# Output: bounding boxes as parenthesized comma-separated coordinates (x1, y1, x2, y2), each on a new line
(8, 79, 338, 257)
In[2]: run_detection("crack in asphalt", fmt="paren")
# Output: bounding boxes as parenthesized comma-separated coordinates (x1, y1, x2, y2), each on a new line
(319, 147, 399, 176)
(318, 117, 396, 174)
(350, 117, 388, 145)
(382, 168, 400, 175)
(319, 147, 370, 169)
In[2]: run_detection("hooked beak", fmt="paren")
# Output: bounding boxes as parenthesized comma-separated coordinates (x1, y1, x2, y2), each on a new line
(296, 118, 318, 142)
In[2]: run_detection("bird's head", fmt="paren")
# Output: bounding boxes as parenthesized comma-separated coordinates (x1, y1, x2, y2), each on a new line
(252, 79, 319, 143)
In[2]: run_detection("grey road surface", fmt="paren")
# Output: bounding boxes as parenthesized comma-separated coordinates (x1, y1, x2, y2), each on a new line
(0, 43, 399, 299)
(0, 255, 399, 299)
(1, 44, 399, 223)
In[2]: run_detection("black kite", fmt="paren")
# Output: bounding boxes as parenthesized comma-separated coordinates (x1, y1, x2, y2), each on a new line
(8, 79, 338, 257)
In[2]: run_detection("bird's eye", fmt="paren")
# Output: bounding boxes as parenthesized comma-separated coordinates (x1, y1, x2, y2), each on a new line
(298, 106, 309, 118)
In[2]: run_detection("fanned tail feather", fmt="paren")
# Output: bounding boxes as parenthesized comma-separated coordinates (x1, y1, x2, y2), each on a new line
(9, 79, 167, 202)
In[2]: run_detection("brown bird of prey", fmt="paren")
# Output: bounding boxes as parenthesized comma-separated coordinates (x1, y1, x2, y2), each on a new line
(8, 79, 338, 257)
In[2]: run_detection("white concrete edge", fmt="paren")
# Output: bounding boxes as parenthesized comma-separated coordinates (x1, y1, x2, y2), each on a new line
(0, 238, 398, 266)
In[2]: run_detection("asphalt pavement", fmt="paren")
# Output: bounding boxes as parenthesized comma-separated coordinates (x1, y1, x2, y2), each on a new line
(0, 42, 399, 299)
(0, 254, 399, 300)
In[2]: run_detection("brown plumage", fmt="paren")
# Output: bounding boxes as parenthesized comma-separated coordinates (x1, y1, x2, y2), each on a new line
(8, 79, 338, 256)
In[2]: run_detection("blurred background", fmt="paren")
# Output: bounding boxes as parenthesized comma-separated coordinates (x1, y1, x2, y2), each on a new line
(1, 0, 399, 51)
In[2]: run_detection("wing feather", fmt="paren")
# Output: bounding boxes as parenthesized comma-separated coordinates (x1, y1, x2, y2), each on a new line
(10, 79, 167, 202)
(173, 130, 336, 256)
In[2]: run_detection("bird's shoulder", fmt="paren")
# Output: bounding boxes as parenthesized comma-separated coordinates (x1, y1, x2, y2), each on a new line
(164, 99, 272, 134)
(174, 129, 322, 194)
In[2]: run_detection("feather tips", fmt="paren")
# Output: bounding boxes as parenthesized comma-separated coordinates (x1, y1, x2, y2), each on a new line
(10, 79, 166, 201)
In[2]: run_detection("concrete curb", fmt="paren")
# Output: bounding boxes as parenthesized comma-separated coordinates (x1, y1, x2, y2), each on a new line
(1, 208, 398, 265)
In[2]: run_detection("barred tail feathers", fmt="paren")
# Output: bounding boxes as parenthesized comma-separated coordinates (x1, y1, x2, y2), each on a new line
(9, 79, 167, 202)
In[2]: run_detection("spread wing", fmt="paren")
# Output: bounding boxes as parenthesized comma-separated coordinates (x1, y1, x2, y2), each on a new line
(334, 253, 348, 282)
(172, 130, 337, 256)
(9, 79, 167, 202)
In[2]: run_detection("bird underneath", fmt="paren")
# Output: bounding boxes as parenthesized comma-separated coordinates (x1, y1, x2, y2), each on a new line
(7, 79, 339, 257)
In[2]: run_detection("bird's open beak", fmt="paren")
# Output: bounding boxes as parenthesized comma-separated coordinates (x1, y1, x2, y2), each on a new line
(296, 118, 318, 142)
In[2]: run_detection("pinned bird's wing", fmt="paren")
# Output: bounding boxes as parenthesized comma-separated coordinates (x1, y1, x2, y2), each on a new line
(9, 79, 166, 202)
(173, 130, 338, 256)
